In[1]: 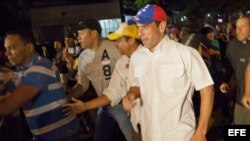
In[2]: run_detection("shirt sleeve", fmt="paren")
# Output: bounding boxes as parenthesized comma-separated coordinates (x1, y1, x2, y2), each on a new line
(189, 48, 214, 90)
(102, 63, 124, 106)
(128, 59, 140, 87)
(77, 49, 95, 76)
(20, 65, 57, 90)
(77, 53, 84, 76)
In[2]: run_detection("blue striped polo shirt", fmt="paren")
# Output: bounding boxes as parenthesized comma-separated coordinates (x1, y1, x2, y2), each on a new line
(16, 54, 79, 141)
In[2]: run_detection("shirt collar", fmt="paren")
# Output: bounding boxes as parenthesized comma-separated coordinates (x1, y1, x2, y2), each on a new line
(17, 53, 38, 71)
(154, 35, 170, 53)
(140, 35, 170, 55)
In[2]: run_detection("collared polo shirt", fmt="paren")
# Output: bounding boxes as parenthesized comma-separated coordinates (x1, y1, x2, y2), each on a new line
(17, 54, 79, 141)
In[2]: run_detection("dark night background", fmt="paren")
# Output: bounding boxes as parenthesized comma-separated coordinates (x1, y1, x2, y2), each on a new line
(0, 0, 250, 44)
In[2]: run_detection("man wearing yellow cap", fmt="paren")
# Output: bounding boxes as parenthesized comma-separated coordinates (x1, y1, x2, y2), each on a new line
(64, 23, 143, 141)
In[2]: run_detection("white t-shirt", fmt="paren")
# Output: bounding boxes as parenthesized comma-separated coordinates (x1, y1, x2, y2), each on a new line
(77, 40, 120, 96)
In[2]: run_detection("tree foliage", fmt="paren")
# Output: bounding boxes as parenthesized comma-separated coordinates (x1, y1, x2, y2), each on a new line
(134, 0, 160, 8)
(182, 0, 250, 18)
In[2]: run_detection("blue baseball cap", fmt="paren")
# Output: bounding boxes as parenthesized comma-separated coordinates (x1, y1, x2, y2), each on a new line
(127, 4, 167, 25)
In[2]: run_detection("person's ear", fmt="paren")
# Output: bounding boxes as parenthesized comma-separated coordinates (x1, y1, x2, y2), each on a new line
(26, 43, 34, 52)
(128, 37, 135, 45)
(159, 21, 167, 34)
(91, 30, 98, 38)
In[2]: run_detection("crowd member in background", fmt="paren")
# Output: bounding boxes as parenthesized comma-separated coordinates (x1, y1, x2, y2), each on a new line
(169, 27, 180, 42)
(71, 41, 84, 81)
(180, 18, 203, 50)
(0, 29, 80, 141)
(0, 46, 10, 68)
(1, 40, 26, 141)
(214, 24, 228, 72)
(68, 19, 131, 141)
(215, 24, 229, 43)
(220, 16, 250, 124)
(53, 40, 64, 63)
(64, 23, 142, 141)
(41, 45, 50, 59)
(0, 65, 28, 141)
(226, 21, 236, 41)
(53, 40, 69, 91)
(63, 32, 77, 77)
(122, 4, 214, 141)
(201, 26, 231, 124)
(180, 19, 211, 118)
(63, 32, 82, 91)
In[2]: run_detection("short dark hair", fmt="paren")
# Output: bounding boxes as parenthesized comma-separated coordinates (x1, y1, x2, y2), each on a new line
(183, 18, 202, 34)
(201, 27, 213, 35)
(153, 21, 167, 34)
(5, 28, 35, 44)
(124, 36, 142, 45)
(77, 19, 102, 34)
(64, 32, 75, 39)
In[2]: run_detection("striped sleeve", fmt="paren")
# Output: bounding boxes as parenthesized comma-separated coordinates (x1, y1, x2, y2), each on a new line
(20, 65, 58, 89)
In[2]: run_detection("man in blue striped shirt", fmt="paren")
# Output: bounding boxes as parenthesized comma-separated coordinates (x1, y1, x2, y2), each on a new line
(0, 29, 80, 141)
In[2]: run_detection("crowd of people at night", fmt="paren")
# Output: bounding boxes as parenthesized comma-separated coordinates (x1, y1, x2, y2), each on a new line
(1, 3, 250, 141)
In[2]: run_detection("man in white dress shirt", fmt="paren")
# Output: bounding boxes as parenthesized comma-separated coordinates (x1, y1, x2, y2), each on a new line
(122, 4, 214, 141)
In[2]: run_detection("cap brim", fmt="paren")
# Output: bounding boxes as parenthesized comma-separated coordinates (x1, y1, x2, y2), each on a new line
(107, 33, 122, 40)
(127, 16, 153, 25)
(127, 18, 136, 25)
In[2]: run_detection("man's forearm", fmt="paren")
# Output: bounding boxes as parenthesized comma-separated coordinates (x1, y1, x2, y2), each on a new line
(68, 83, 88, 99)
(0, 96, 13, 117)
(197, 85, 214, 134)
(86, 95, 111, 110)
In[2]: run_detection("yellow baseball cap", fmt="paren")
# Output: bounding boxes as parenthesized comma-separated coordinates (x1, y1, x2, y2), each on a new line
(107, 23, 139, 40)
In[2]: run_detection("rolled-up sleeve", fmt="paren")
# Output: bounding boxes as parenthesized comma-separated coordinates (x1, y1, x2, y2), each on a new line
(103, 64, 125, 106)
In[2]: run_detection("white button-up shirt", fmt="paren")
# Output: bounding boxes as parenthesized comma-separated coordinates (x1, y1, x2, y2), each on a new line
(129, 36, 214, 141)
(103, 48, 143, 132)
(103, 55, 130, 105)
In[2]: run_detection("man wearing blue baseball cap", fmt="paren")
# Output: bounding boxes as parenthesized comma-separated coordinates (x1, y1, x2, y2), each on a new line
(123, 4, 214, 141)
